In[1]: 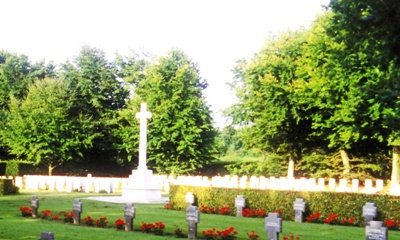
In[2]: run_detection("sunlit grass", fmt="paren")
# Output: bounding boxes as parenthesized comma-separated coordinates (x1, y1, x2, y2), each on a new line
(1, 191, 399, 239)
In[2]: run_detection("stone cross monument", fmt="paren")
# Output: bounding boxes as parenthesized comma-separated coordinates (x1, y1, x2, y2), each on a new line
(121, 103, 162, 202)
(136, 103, 152, 170)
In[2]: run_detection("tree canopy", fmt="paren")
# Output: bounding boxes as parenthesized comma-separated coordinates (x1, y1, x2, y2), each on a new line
(0, 78, 87, 175)
(130, 49, 217, 174)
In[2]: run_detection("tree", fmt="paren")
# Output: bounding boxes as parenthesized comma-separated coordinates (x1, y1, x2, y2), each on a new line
(227, 30, 314, 178)
(61, 46, 130, 172)
(0, 51, 56, 160)
(324, 1, 400, 183)
(131, 49, 217, 174)
(0, 78, 91, 175)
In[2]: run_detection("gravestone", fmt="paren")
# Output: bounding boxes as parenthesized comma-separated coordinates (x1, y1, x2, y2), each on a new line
(124, 203, 136, 231)
(363, 202, 377, 226)
(235, 195, 246, 217)
(31, 195, 39, 218)
(185, 192, 195, 208)
(366, 221, 388, 240)
(293, 198, 306, 222)
(72, 198, 82, 225)
(38, 231, 54, 240)
(186, 206, 200, 240)
(265, 212, 282, 240)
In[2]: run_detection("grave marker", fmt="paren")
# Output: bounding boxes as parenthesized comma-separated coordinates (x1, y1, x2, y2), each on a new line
(363, 202, 377, 226)
(265, 212, 282, 240)
(124, 203, 136, 231)
(235, 195, 246, 217)
(366, 221, 388, 240)
(293, 198, 306, 222)
(185, 192, 195, 208)
(38, 231, 54, 240)
(31, 195, 39, 218)
(72, 198, 82, 225)
(186, 206, 200, 240)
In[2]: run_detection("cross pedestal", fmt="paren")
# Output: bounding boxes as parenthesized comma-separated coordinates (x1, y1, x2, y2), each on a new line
(122, 103, 162, 202)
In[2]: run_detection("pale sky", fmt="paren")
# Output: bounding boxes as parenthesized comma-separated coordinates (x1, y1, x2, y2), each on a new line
(1, 0, 329, 128)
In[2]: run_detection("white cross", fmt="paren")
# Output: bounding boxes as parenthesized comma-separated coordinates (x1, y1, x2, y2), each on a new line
(136, 103, 152, 170)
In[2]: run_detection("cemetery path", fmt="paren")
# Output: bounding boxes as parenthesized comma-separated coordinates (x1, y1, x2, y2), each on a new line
(85, 196, 169, 204)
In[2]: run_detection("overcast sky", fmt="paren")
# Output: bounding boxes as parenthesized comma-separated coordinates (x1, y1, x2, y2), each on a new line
(1, 0, 329, 127)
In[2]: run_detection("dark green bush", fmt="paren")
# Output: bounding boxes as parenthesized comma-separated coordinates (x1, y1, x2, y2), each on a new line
(5, 161, 19, 177)
(0, 179, 19, 195)
(169, 185, 400, 226)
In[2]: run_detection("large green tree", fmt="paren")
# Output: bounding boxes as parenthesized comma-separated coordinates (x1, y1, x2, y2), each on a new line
(228, 30, 314, 177)
(327, 0, 400, 184)
(0, 51, 56, 160)
(61, 46, 130, 172)
(0, 78, 91, 175)
(131, 49, 217, 174)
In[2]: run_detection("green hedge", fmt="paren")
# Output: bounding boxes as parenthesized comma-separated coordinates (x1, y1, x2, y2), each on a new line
(5, 161, 19, 177)
(169, 185, 400, 227)
(0, 179, 19, 195)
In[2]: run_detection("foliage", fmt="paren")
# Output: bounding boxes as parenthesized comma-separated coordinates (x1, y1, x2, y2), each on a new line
(95, 217, 108, 228)
(201, 226, 238, 240)
(298, 150, 390, 180)
(224, 153, 287, 177)
(61, 45, 130, 171)
(131, 49, 217, 174)
(0, 50, 56, 110)
(0, 51, 56, 161)
(62, 211, 74, 223)
(173, 225, 186, 238)
(19, 206, 32, 217)
(114, 218, 125, 230)
(169, 185, 400, 227)
(5, 160, 19, 176)
(215, 126, 243, 157)
(228, 29, 312, 161)
(226, 8, 400, 179)
(0, 78, 89, 175)
(0, 178, 18, 195)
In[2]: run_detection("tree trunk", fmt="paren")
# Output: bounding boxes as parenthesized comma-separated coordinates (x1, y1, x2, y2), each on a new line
(287, 152, 294, 179)
(340, 149, 351, 177)
(48, 164, 54, 176)
(391, 146, 400, 188)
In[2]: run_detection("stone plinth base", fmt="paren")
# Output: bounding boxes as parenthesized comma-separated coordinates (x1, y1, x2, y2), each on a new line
(121, 187, 162, 200)
(121, 169, 162, 201)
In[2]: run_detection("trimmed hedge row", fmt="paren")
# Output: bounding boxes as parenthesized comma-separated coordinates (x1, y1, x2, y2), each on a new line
(169, 185, 400, 227)
(0, 179, 19, 195)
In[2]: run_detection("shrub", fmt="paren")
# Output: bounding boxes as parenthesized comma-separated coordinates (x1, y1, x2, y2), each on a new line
(0, 179, 19, 195)
(5, 161, 19, 177)
(169, 185, 400, 227)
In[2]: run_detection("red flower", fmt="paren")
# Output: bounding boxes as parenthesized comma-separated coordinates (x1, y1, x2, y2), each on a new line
(219, 206, 230, 215)
(328, 213, 338, 220)
(324, 218, 332, 224)
(164, 203, 174, 210)
(247, 230, 259, 240)
(41, 210, 51, 217)
(19, 206, 33, 217)
(115, 218, 126, 230)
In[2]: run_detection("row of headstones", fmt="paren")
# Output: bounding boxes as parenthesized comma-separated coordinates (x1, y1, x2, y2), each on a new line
(185, 192, 388, 240)
(18, 175, 127, 193)
(173, 176, 384, 193)
(14, 174, 385, 194)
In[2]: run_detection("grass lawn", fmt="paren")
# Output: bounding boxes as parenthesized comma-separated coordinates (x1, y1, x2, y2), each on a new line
(1, 191, 400, 239)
